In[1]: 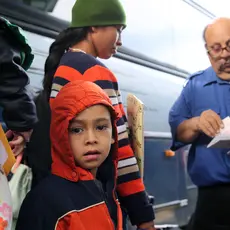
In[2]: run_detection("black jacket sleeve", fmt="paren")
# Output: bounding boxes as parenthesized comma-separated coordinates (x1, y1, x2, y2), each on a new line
(16, 181, 58, 230)
(25, 91, 52, 188)
(16, 192, 45, 230)
(0, 30, 37, 132)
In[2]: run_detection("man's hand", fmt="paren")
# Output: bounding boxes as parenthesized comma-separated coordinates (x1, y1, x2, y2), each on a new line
(10, 134, 25, 157)
(137, 221, 155, 230)
(6, 130, 25, 156)
(197, 109, 224, 137)
(5, 130, 32, 156)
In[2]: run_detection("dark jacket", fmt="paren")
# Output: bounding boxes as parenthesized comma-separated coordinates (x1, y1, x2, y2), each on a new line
(25, 91, 52, 187)
(16, 80, 122, 230)
(0, 18, 37, 131)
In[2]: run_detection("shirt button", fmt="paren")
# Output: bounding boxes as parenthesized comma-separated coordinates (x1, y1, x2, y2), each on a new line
(72, 172, 77, 178)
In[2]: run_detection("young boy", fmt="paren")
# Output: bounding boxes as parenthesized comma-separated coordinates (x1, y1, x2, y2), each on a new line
(16, 80, 122, 230)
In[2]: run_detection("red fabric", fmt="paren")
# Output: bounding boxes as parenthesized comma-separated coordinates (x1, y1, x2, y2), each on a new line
(50, 80, 118, 182)
(50, 80, 122, 229)
(56, 202, 123, 230)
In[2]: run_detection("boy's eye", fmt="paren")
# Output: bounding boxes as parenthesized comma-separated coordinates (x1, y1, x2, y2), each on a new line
(69, 127, 83, 134)
(97, 125, 108, 131)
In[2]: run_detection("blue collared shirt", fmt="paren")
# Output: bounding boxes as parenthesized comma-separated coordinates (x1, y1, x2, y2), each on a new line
(169, 66, 230, 187)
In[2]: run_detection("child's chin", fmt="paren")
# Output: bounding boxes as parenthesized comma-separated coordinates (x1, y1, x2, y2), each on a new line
(84, 162, 101, 170)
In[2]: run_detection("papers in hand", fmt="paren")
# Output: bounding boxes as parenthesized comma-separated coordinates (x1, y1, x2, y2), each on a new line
(207, 116, 230, 148)
(127, 94, 144, 178)
(0, 140, 8, 166)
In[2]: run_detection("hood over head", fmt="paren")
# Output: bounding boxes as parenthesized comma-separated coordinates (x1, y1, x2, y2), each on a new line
(50, 80, 118, 182)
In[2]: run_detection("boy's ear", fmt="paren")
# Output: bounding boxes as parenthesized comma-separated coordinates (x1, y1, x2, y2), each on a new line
(111, 137, 115, 144)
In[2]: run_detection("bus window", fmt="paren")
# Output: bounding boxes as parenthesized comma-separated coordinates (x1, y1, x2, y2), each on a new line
(14, 0, 58, 12)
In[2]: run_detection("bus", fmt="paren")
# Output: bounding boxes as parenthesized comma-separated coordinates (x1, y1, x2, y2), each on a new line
(0, 0, 216, 228)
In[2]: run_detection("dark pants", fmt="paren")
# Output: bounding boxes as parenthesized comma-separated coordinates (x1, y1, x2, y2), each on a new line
(187, 184, 230, 230)
(122, 208, 128, 230)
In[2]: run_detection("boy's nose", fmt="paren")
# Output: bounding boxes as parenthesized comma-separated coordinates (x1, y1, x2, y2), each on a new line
(85, 130, 98, 144)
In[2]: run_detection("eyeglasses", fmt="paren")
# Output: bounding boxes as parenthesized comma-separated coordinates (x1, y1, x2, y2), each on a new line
(206, 40, 230, 58)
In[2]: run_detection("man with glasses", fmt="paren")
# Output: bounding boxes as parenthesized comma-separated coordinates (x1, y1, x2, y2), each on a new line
(168, 17, 230, 230)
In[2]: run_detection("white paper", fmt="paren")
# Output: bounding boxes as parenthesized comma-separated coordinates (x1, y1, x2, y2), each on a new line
(207, 116, 230, 148)
(0, 140, 8, 166)
(0, 170, 13, 230)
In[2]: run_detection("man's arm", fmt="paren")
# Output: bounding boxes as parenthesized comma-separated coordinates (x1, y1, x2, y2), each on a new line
(178, 110, 223, 140)
(169, 83, 223, 149)
(177, 117, 200, 143)
(0, 32, 37, 132)
(169, 85, 195, 150)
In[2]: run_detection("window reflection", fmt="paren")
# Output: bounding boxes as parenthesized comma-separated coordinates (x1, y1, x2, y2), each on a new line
(171, 0, 211, 72)
(15, 0, 214, 72)
(14, 0, 58, 11)
(103, 57, 185, 132)
(192, 0, 230, 17)
(120, 0, 211, 72)
(120, 0, 174, 67)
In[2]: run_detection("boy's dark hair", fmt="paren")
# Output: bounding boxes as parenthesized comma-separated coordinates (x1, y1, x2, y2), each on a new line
(43, 27, 90, 97)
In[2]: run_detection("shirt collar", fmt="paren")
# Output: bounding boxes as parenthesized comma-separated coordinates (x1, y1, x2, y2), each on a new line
(203, 67, 230, 86)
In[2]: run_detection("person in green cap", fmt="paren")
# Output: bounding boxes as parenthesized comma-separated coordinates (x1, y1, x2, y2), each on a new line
(0, 17, 37, 155)
(25, 0, 155, 229)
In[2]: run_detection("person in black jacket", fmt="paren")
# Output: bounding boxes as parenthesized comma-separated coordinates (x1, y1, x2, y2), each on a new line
(0, 17, 37, 155)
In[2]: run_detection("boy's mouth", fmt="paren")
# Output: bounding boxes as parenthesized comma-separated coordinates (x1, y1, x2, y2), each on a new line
(83, 151, 101, 161)
(84, 150, 100, 156)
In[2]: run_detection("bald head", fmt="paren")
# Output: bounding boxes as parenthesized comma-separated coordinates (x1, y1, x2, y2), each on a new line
(204, 17, 230, 81)
(203, 17, 230, 43)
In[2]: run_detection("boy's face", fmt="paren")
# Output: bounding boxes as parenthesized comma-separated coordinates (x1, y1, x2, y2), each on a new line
(68, 105, 115, 176)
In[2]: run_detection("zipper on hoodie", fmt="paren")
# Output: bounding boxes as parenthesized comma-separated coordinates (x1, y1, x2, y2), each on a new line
(94, 179, 115, 229)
